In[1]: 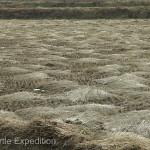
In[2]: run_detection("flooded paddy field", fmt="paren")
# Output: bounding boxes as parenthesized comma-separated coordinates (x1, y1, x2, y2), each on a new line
(0, 19, 150, 149)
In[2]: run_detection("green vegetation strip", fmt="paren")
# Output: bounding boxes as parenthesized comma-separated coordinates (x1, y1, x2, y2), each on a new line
(2, 1, 150, 8)
(23, 1, 150, 8)
(0, 7, 150, 19)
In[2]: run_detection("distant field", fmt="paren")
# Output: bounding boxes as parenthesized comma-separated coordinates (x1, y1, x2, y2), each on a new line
(0, 19, 150, 149)
(1, 0, 150, 8)
(1, 0, 150, 19)
(0, 7, 150, 19)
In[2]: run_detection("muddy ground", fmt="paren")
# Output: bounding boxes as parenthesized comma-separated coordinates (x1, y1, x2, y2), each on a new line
(0, 19, 150, 149)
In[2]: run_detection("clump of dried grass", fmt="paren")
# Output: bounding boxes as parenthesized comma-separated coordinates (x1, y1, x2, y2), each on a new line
(0, 118, 92, 150)
(15, 104, 121, 130)
(96, 73, 148, 90)
(105, 110, 150, 139)
(54, 86, 120, 104)
(0, 92, 48, 111)
(35, 79, 79, 94)
(1, 67, 30, 74)
(0, 110, 20, 119)
(75, 132, 150, 150)
(1, 116, 150, 150)
(15, 72, 49, 80)
(0, 91, 45, 101)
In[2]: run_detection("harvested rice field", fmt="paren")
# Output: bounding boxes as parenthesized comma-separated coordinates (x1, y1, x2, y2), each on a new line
(0, 19, 150, 150)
